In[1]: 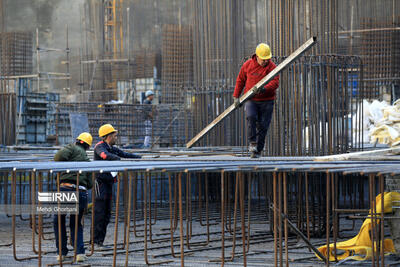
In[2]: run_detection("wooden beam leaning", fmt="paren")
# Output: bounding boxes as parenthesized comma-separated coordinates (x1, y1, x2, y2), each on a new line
(186, 36, 317, 148)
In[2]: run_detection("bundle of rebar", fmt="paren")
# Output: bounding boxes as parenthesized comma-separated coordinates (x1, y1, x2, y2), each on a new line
(0, 32, 33, 78)
(0, 92, 16, 145)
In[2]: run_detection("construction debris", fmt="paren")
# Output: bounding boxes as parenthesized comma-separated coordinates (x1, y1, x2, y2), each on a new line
(365, 99, 400, 147)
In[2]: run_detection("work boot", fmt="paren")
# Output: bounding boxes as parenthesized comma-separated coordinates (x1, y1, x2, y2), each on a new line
(94, 242, 103, 250)
(56, 255, 65, 261)
(248, 142, 257, 153)
(94, 242, 112, 250)
(250, 151, 261, 158)
(76, 254, 86, 262)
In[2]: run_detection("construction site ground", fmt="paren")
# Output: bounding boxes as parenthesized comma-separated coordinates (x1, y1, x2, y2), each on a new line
(2, 148, 400, 266)
(1, 207, 400, 267)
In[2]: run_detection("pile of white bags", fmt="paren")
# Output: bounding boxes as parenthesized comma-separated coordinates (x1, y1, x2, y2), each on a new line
(366, 99, 400, 147)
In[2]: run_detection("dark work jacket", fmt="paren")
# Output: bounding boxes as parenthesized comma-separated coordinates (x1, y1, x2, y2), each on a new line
(54, 143, 93, 189)
(93, 141, 141, 184)
(143, 98, 153, 120)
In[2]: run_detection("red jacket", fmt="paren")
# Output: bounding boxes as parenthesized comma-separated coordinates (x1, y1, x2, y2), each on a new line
(233, 55, 279, 101)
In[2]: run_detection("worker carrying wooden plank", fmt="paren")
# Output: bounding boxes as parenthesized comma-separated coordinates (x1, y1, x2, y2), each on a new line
(233, 43, 279, 158)
(186, 37, 317, 150)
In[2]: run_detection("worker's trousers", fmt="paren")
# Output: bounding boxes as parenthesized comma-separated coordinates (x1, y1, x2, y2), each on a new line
(143, 120, 152, 147)
(53, 187, 88, 256)
(245, 100, 274, 153)
(93, 180, 113, 244)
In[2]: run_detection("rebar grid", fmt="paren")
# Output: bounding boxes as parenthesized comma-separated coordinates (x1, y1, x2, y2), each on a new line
(55, 102, 190, 147)
(0, 32, 33, 78)
(0, 157, 399, 267)
(161, 24, 193, 104)
(360, 17, 400, 99)
(78, 50, 159, 103)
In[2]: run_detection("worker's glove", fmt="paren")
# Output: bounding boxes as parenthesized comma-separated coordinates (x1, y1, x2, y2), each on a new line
(233, 97, 241, 108)
(255, 86, 266, 95)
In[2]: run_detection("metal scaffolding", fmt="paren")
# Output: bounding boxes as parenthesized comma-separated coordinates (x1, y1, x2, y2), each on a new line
(0, 155, 399, 266)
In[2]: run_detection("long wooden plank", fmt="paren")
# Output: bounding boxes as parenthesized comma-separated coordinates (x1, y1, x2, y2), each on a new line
(186, 36, 317, 148)
(314, 147, 400, 161)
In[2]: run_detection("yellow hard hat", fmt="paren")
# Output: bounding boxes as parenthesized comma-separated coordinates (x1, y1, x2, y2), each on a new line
(255, 43, 271, 60)
(99, 124, 117, 137)
(76, 132, 93, 146)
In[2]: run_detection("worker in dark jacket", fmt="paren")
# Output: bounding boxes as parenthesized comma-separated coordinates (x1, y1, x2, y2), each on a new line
(53, 132, 93, 262)
(233, 43, 279, 158)
(93, 124, 141, 247)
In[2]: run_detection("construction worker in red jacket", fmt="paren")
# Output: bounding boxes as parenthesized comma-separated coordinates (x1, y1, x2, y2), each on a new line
(233, 43, 279, 158)
(92, 124, 141, 247)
